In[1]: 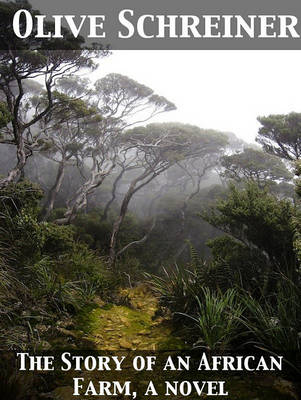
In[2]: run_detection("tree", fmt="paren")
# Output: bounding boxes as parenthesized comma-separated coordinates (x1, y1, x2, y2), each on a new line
(101, 153, 141, 222)
(203, 182, 298, 295)
(109, 123, 228, 265)
(257, 112, 301, 263)
(221, 147, 292, 186)
(55, 74, 176, 224)
(0, 1, 104, 189)
(0, 50, 99, 189)
(257, 112, 301, 161)
(293, 161, 301, 263)
(165, 132, 228, 260)
(0, 1, 86, 51)
(39, 77, 99, 220)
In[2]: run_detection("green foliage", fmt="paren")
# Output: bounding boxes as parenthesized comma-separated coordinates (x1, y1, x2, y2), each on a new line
(147, 263, 201, 315)
(198, 179, 301, 369)
(293, 161, 301, 263)
(241, 280, 301, 372)
(95, 73, 176, 114)
(0, 256, 20, 324)
(0, 0, 89, 50)
(52, 90, 97, 117)
(295, 160, 301, 196)
(115, 255, 144, 284)
(149, 176, 300, 368)
(2, 203, 75, 263)
(59, 244, 113, 293)
(292, 212, 301, 266)
(73, 211, 113, 251)
(126, 123, 228, 163)
(0, 180, 43, 214)
(29, 257, 83, 313)
(203, 182, 297, 281)
(186, 288, 244, 352)
(42, 223, 75, 254)
(0, 101, 11, 128)
(73, 211, 144, 253)
(0, 181, 114, 350)
(206, 236, 269, 295)
(221, 147, 292, 185)
(257, 112, 301, 161)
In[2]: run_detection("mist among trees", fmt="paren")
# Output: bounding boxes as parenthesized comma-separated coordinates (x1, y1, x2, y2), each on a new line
(0, 2, 300, 398)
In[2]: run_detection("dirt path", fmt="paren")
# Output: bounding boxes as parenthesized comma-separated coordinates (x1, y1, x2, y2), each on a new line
(76, 284, 184, 350)
(52, 285, 297, 400)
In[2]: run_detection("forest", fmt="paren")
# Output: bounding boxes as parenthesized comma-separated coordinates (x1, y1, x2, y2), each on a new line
(0, 1, 300, 399)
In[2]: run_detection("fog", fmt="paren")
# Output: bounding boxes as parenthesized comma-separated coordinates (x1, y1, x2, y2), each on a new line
(86, 50, 301, 143)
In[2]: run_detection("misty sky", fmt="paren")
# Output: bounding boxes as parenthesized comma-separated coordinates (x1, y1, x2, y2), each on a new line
(86, 50, 301, 144)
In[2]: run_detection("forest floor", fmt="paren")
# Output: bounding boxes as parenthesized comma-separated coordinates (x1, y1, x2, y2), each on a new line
(76, 283, 185, 350)
(49, 284, 298, 400)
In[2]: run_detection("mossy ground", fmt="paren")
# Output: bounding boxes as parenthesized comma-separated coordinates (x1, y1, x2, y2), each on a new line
(76, 284, 185, 350)
(50, 285, 298, 400)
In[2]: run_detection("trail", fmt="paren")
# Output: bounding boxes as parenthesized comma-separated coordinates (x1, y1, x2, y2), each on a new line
(52, 285, 297, 400)
(76, 284, 184, 350)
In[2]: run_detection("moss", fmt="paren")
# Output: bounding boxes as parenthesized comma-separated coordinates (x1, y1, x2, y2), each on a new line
(75, 284, 186, 350)
(73, 285, 296, 399)
(76, 303, 100, 334)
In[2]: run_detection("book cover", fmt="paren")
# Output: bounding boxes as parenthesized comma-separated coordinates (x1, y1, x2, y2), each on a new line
(0, 1, 300, 399)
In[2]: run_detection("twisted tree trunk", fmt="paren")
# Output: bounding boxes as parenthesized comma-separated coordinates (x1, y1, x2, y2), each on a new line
(108, 167, 165, 267)
(55, 163, 116, 225)
(0, 130, 27, 189)
(42, 158, 66, 221)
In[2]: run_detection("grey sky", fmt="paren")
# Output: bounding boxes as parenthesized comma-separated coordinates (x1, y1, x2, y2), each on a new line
(87, 50, 301, 144)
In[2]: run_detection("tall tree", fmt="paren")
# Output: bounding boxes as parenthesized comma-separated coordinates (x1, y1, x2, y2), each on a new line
(221, 147, 292, 186)
(293, 161, 301, 263)
(0, 1, 104, 189)
(167, 134, 228, 259)
(109, 123, 228, 265)
(39, 77, 99, 220)
(56, 74, 176, 224)
(257, 112, 301, 275)
(203, 182, 298, 295)
(257, 112, 301, 161)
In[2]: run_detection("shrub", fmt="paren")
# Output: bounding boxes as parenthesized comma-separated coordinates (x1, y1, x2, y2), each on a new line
(0, 180, 43, 216)
(147, 262, 203, 315)
(29, 257, 82, 313)
(206, 236, 268, 296)
(241, 279, 301, 373)
(184, 288, 244, 352)
(0, 181, 115, 351)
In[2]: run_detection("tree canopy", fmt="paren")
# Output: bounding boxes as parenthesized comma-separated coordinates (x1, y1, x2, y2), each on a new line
(257, 112, 301, 161)
(221, 147, 292, 185)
